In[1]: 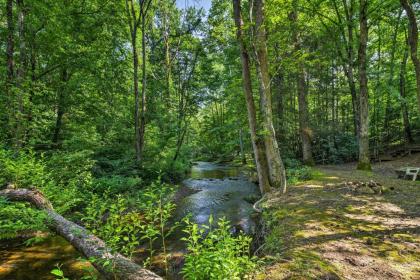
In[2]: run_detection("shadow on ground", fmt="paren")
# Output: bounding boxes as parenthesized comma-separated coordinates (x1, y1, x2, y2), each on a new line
(259, 163, 420, 280)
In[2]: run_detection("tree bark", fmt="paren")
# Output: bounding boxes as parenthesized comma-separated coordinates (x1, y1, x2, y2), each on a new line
(331, 0, 360, 138)
(239, 127, 247, 165)
(253, 0, 287, 193)
(357, 0, 371, 170)
(290, 0, 314, 166)
(400, 0, 420, 112)
(125, 0, 142, 163)
(139, 8, 148, 163)
(5, 0, 15, 144)
(0, 187, 161, 280)
(14, 0, 27, 148)
(232, 0, 271, 194)
(52, 69, 69, 147)
(384, 10, 402, 142)
(6, 0, 14, 88)
(400, 41, 413, 144)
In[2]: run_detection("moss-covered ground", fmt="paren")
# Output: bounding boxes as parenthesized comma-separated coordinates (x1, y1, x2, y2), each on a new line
(257, 157, 420, 280)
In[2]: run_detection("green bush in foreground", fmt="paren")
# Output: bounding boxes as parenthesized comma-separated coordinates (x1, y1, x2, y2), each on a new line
(182, 216, 256, 280)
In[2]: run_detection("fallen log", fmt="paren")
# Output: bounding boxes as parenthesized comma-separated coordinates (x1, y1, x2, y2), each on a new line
(0, 187, 162, 280)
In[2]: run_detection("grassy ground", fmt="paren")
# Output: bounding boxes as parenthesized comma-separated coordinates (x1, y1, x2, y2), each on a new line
(257, 156, 420, 280)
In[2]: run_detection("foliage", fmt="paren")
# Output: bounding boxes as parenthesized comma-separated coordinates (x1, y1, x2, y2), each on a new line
(284, 158, 312, 184)
(91, 175, 141, 195)
(0, 148, 48, 188)
(0, 197, 47, 240)
(83, 179, 177, 262)
(51, 265, 69, 280)
(312, 133, 358, 164)
(181, 216, 256, 280)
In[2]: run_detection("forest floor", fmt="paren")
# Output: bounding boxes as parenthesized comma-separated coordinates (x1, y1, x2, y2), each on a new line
(259, 154, 420, 280)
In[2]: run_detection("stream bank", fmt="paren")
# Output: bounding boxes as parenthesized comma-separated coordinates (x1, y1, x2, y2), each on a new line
(0, 161, 261, 279)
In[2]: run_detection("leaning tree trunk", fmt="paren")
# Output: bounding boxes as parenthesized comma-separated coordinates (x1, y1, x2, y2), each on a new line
(0, 187, 162, 280)
(253, 0, 287, 193)
(357, 0, 371, 171)
(400, 0, 420, 112)
(232, 0, 271, 194)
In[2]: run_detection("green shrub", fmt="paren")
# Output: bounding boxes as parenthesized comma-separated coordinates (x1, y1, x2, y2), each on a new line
(0, 197, 47, 240)
(91, 175, 142, 195)
(284, 158, 312, 184)
(0, 147, 89, 215)
(181, 217, 256, 280)
(83, 179, 177, 262)
(0, 148, 48, 188)
(46, 150, 95, 190)
(312, 133, 358, 164)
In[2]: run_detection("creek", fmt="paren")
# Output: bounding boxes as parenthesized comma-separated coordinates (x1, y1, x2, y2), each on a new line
(0, 162, 259, 279)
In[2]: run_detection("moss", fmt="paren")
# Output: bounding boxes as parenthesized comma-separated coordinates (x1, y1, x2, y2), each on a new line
(356, 161, 372, 171)
(303, 159, 316, 167)
(259, 164, 420, 279)
(261, 250, 342, 279)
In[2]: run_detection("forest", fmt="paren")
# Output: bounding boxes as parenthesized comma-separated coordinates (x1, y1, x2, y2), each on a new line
(0, 0, 419, 279)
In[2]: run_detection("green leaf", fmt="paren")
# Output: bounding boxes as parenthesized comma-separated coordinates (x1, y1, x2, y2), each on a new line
(50, 268, 64, 277)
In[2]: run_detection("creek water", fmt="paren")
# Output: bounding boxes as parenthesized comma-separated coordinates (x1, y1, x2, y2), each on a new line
(175, 162, 259, 234)
(0, 162, 259, 279)
(0, 235, 94, 280)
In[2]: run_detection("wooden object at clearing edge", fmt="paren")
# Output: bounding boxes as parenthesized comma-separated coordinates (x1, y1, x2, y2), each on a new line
(395, 167, 420, 181)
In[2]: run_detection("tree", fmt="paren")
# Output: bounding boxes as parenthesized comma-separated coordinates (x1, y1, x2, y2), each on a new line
(290, 0, 314, 166)
(357, 0, 371, 170)
(253, 0, 287, 192)
(125, 0, 153, 163)
(400, 0, 420, 112)
(400, 36, 414, 144)
(232, 0, 271, 194)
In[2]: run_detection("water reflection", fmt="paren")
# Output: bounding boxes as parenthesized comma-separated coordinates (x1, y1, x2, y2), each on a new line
(178, 162, 259, 234)
(0, 236, 99, 280)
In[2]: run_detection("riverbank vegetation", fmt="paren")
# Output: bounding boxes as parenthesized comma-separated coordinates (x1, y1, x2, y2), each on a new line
(1, 0, 419, 279)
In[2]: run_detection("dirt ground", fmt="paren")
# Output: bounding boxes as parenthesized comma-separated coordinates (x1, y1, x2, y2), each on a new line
(258, 155, 420, 280)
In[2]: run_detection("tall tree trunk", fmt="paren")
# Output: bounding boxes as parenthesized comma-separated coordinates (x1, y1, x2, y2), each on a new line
(133, 35, 141, 162)
(162, 0, 172, 105)
(400, 41, 413, 144)
(5, 0, 14, 144)
(139, 11, 147, 163)
(357, 0, 371, 170)
(232, 0, 271, 194)
(6, 0, 14, 88)
(344, 0, 360, 139)
(125, 0, 142, 162)
(332, 0, 360, 138)
(25, 36, 36, 142)
(291, 0, 314, 166)
(239, 126, 247, 165)
(384, 10, 402, 143)
(400, 0, 420, 112)
(253, 0, 287, 193)
(15, 0, 27, 148)
(52, 69, 69, 147)
(273, 66, 284, 140)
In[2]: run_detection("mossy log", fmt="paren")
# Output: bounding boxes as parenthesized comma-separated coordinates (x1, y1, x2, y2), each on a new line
(0, 187, 162, 280)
